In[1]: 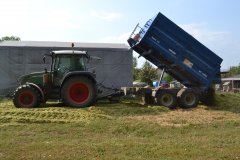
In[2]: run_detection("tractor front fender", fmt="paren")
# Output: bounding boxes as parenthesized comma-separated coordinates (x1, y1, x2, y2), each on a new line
(60, 71, 97, 87)
(26, 82, 45, 102)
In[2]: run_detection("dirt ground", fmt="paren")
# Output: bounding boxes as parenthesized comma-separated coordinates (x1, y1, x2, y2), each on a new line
(125, 105, 240, 127)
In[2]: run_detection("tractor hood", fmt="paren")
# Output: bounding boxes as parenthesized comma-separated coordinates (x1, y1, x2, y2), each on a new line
(18, 71, 45, 86)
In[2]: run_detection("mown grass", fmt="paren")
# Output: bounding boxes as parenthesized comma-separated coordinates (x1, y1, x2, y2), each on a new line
(210, 93, 240, 113)
(0, 93, 240, 160)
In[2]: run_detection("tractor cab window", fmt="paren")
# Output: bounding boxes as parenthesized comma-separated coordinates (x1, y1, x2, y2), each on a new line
(53, 54, 88, 74)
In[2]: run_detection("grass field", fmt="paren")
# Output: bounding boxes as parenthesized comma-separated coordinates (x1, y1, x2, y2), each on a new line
(0, 93, 240, 160)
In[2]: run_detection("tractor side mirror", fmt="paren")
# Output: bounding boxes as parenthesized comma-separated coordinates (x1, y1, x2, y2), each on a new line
(43, 56, 46, 63)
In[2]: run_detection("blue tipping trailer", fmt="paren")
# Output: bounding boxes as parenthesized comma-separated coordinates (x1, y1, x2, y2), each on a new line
(127, 12, 223, 108)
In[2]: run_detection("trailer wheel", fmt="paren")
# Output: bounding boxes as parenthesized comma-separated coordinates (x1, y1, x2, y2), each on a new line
(61, 76, 96, 108)
(177, 89, 199, 108)
(13, 84, 41, 108)
(156, 89, 177, 109)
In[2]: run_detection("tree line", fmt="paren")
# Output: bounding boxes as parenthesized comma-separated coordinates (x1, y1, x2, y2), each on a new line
(133, 57, 172, 86)
(223, 65, 240, 78)
(0, 36, 21, 42)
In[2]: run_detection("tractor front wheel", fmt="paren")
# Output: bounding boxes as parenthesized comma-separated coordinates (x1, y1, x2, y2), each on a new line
(13, 84, 41, 108)
(61, 76, 96, 108)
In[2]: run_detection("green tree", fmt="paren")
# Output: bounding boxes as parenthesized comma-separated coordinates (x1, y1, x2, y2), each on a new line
(0, 36, 21, 41)
(138, 61, 158, 86)
(229, 65, 240, 76)
(163, 74, 173, 82)
(223, 65, 240, 78)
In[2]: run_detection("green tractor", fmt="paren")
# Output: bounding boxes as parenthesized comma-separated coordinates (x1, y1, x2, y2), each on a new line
(13, 50, 97, 108)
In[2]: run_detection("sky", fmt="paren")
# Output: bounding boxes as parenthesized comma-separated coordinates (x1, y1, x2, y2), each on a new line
(0, 0, 240, 69)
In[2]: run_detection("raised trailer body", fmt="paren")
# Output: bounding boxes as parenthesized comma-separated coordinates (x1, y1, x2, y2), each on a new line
(128, 12, 222, 91)
(127, 12, 223, 108)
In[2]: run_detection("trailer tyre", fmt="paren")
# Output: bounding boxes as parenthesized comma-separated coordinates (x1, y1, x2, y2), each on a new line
(13, 84, 41, 108)
(61, 76, 96, 108)
(177, 89, 199, 108)
(156, 89, 177, 109)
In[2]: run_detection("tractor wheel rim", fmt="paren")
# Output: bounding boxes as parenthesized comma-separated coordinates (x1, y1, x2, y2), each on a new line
(18, 91, 35, 107)
(184, 93, 196, 106)
(161, 94, 173, 106)
(69, 83, 90, 104)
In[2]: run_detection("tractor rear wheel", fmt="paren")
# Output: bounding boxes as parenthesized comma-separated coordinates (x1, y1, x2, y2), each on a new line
(156, 89, 177, 109)
(13, 84, 41, 108)
(177, 88, 199, 108)
(61, 76, 96, 108)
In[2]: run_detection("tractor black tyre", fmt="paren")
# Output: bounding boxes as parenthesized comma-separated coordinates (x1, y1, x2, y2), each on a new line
(156, 89, 177, 109)
(13, 84, 41, 108)
(61, 76, 96, 108)
(177, 88, 199, 109)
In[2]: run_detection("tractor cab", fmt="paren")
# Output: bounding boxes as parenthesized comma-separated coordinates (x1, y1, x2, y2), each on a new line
(51, 50, 89, 72)
(44, 50, 90, 86)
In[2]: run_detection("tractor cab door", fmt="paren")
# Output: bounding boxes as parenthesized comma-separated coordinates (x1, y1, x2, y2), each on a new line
(52, 54, 87, 86)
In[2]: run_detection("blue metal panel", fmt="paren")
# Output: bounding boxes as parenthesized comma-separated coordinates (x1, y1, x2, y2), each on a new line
(128, 12, 223, 91)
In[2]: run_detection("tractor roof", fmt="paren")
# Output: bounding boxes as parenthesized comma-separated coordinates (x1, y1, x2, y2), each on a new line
(51, 50, 87, 55)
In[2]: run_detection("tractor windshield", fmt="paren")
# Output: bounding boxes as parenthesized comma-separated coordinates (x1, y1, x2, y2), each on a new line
(53, 54, 88, 73)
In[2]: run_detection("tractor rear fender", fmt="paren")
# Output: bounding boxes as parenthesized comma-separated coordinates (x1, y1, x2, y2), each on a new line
(26, 82, 45, 102)
(60, 71, 97, 87)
